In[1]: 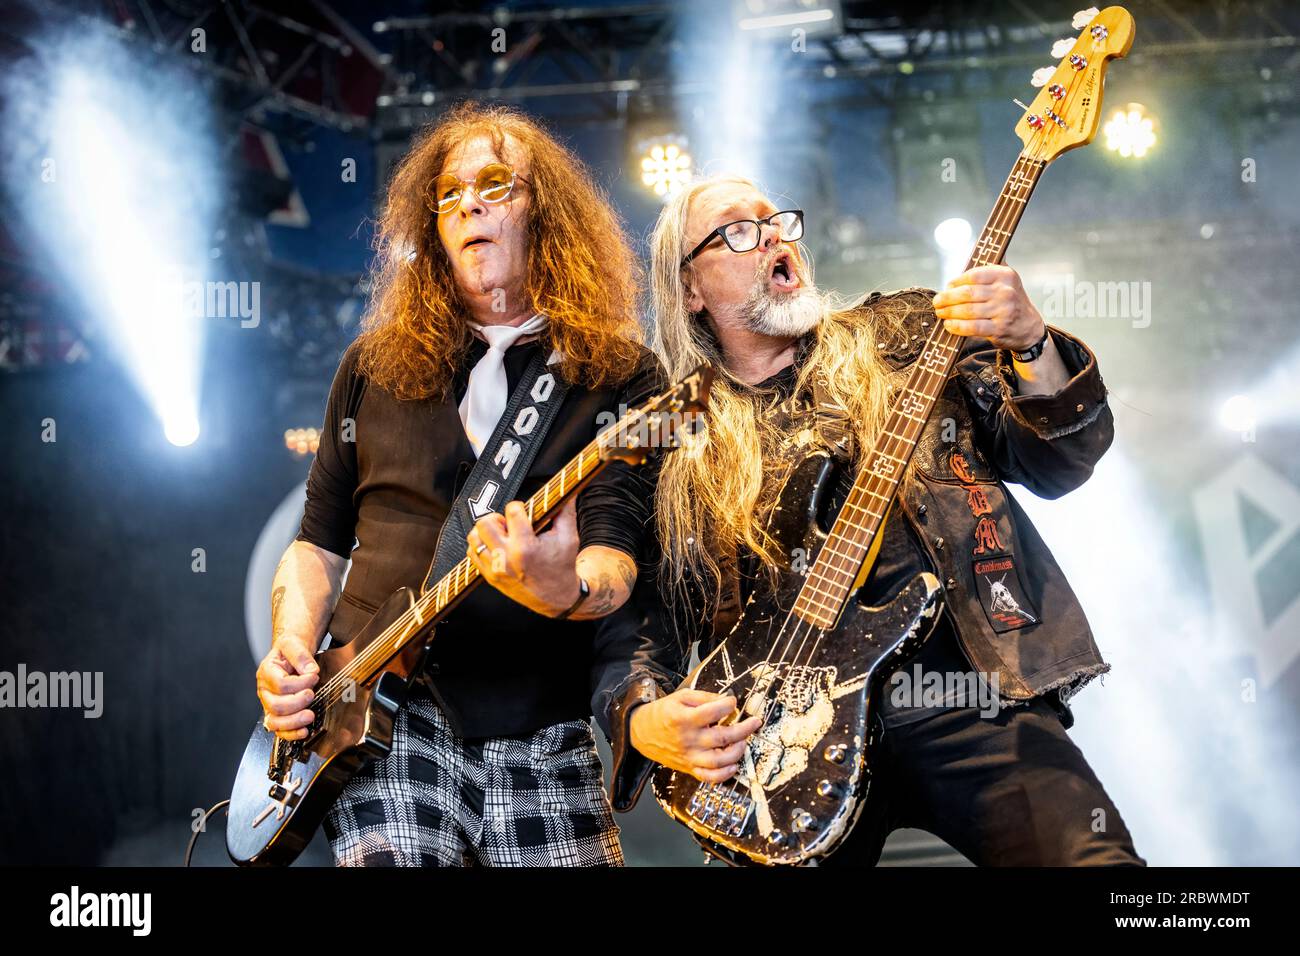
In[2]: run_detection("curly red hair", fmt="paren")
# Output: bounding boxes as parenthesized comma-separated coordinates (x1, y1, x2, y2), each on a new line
(356, 101, 644, 400)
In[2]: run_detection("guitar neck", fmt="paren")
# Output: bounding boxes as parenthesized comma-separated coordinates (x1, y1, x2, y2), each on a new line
(793, 154, 1046, 628)
(422, 440, 607, 620)
(319, 361, 711, 693)
(349, 436, 609, 686)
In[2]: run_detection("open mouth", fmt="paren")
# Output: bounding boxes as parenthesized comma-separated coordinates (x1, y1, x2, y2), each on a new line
(769, 251, 800, 291)
(462, 237, 492, 251)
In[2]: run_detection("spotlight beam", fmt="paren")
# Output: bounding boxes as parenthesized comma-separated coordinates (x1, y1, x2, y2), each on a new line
(7, 34, 220, 447)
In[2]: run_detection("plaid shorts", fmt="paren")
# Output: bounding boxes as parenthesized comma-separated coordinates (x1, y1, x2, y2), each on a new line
(322, 681, 623, 867)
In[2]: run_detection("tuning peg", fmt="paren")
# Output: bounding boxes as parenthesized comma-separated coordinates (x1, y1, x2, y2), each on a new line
(1072, 7, 1100, 30)
(1030, 66, 1055, 87)
(1013, 98, 1041, 128)
(1051, 38, 1074, 58)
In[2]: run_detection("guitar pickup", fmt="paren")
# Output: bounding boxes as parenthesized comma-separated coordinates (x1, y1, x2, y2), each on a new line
(267, 738, 312, 783)
(301, 719, 324, 747)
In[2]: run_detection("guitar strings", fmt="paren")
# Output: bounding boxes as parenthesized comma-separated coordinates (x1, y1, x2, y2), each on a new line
(764, 154, 1048, 717)
(704, 153, 1043, 822)
(712, 83, 1079, 821)
(293, 441, 605, 730)
(693, 149, 1040, 795)
(756, 77, 1082, 729)
(683, 144, 1049, 724)
(299, 396, 666, 726)
(776, 74, 1084, 687)
(313, 447, 602, 709)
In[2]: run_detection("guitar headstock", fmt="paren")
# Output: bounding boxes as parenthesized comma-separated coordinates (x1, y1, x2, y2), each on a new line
(1016, 6, 1136, 163)
(598, 364, 714, 465)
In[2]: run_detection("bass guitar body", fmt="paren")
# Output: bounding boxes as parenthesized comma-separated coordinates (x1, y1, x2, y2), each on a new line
(652, 451, 943, 865)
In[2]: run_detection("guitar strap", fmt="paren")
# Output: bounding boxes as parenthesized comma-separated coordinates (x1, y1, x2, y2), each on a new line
(707, 364, 854, 644)
(423, 347, 570, 592)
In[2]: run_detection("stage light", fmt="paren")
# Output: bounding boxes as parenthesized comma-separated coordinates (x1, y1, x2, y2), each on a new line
(671, 5, 770, 183)
(1209, 346, 1300, 437)
(50, 67, 210, 447)
(1219, 394, 1257, 435)
(738, 9, 834, 31)
(733, 0, 843, 39)
(165, 411, 201, 448)
(933, 217, 972, 250)
(1103, 102, 1157, 159)
(284, 428, 322, 457)
(639, 139, 693, 199)
(933, 217, 972, 284)
(6, 35, 217, 449)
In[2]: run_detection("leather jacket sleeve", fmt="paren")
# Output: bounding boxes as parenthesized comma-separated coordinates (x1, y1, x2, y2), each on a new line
(589, 567, 684, 811)
(953, 325, 1114, 499)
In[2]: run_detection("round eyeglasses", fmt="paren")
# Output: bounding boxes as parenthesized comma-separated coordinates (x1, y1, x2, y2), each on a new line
(429, 162, 528, 215)
(680, 209, 804, 268)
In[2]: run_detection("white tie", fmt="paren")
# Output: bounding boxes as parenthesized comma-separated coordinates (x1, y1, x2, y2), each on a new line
(458, 313, 549, 457)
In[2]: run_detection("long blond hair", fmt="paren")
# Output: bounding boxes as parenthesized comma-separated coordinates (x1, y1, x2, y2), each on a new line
(650, 176, 913, 632)
(357, 101, 643, 400)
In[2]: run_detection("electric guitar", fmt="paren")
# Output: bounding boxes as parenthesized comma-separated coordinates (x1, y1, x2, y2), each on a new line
(227, 365, 714, 866)
(651, 6, 1135, 865)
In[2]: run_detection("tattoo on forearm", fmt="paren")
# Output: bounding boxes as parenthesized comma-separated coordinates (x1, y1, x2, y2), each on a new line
(616, 556, 636, 592)
(585, 571, 617, 616)
(271, 585, 286, 643)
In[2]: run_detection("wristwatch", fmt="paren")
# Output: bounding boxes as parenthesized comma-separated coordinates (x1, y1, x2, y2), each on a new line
(555, 576, 590, 620)
(1011, 326, 1050, 363)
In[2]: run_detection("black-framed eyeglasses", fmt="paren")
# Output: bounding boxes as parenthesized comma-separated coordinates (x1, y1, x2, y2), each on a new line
(428, 162, 530, 215)
(680, 209, 804, 268)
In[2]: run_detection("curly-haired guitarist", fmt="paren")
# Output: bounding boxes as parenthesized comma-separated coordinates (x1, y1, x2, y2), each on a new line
(255, 103, 664, 867)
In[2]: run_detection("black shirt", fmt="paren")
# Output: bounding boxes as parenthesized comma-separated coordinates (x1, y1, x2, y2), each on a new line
(297, 334, 662, 738)
(745, 360, 972, 728)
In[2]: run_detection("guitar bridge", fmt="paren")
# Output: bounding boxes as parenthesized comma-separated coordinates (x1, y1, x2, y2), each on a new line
(687, 783, 753, 838)
(267, 779, 301, 805)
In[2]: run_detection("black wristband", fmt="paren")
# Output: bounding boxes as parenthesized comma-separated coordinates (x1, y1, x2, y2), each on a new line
(554, 576, 590, 620)
(1011, 325, 1050, 363)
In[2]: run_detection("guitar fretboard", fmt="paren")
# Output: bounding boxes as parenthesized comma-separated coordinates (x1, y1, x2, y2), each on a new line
(270, 436, 614, 772)
(357, 441, 608, 684)
(792, 155, 1046, 628)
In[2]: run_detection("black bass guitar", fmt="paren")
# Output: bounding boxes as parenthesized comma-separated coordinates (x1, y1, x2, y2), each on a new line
(652, 6, 1134, 865)
(227, 366, 713, 866)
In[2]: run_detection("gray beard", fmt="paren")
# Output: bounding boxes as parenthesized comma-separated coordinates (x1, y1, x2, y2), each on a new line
(740, 283, 824, 338)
